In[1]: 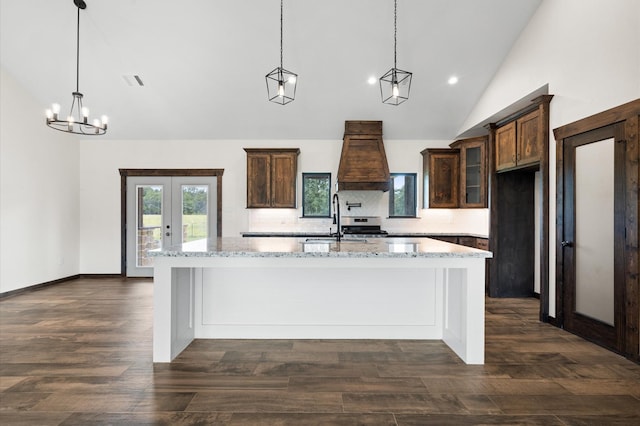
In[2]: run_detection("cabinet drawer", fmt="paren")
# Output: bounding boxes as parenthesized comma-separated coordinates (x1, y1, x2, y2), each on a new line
(458, 237, 477, 248)
(476, 238, 489, 251)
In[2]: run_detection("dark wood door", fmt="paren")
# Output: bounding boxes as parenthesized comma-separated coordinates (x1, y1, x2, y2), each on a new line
(561, 123, 626, 352)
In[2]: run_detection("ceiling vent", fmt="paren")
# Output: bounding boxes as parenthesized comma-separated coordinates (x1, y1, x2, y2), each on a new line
(122, 74, 144, 87)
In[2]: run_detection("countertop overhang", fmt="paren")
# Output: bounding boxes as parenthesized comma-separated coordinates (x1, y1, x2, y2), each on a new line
(240, 232, 489, 239)
(150, 237, 492, 259)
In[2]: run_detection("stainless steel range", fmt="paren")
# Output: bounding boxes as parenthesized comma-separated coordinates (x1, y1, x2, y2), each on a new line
(341, 216, 388, 237)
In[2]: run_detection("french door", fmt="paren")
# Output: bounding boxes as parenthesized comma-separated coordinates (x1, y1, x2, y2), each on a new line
(561, 123, 625, 352)
(126, 176, 217, 277)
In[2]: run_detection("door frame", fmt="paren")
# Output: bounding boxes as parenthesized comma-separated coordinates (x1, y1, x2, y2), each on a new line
(560, 124, 625, 352)
(119, 169, 224, 277)
(554, 99, 640, 361)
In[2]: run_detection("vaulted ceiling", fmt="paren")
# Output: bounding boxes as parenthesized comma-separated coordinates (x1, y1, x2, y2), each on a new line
(0, 0, 541, 140)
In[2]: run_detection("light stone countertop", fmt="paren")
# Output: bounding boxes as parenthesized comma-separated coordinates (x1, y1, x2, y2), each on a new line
(240, 232, 489, 238)
(150, 237, 492, 259)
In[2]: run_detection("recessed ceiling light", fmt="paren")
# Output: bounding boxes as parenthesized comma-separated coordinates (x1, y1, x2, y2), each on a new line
(367, 76, 377, 85)
(448, 76, 459, 85)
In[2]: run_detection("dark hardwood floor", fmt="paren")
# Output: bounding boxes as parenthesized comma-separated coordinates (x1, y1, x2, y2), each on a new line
(1, 277, 639, 425)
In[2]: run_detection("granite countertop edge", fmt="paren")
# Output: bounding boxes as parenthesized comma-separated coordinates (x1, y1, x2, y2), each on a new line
(150, 237, 492, 259)
(240, 232, 490, 239)
(151, 250, 490, 259)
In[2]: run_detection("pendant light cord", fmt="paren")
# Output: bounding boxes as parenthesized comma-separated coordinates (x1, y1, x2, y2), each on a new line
(280, 0, 283, 70)
(393, 0, 397, 70)
(76, 4, 81, 93)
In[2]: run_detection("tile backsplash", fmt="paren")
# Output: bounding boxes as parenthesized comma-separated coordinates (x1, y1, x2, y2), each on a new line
(247, 190, 489, 236)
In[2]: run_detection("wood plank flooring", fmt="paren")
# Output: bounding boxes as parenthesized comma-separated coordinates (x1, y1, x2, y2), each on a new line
(1, 277, 639, 425)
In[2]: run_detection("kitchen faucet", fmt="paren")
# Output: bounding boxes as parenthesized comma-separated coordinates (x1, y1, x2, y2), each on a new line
(332, 193, 342, 242)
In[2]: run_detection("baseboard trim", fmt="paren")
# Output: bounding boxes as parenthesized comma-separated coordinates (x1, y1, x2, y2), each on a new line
(78, 274, 126, 279)
(0, 274, 136, 299)
(0, 274, 80, 299)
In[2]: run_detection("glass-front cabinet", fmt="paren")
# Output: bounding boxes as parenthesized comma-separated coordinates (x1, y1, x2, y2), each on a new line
(450, 136, 488, 208)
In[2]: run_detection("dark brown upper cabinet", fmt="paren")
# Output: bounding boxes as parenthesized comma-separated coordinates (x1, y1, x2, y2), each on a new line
(422, 148, 460, 208)
(496, 108, 543, 172)
(450, 136, 488, 208)
(245, 148, 299, 208)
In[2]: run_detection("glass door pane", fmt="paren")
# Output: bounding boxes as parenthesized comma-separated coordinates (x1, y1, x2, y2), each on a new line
(574, 138, 614, 325)
(126, 176, 171, 277)
(465, 146, 481, 204)
(180, 185, 209, 246)
(136, 185, 164, 267)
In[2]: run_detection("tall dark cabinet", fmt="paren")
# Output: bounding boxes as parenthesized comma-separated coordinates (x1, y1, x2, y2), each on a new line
(487, 95, 553, 302)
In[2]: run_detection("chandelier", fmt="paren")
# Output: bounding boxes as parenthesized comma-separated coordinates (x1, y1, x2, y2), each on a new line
(265, 0, 298, 105)
(45, 0, 108, 135)
(380, 0, 412, 105)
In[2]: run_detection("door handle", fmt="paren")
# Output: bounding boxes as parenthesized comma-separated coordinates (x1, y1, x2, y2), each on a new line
(561, 240, 573, 247)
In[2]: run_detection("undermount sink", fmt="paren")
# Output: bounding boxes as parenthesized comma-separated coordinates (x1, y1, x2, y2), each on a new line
(304, 238, 368, 243)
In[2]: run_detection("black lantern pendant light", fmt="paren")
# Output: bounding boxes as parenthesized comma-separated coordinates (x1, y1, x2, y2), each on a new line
(265, 0, 297, 105)
(380, 0, 412, 105)
(45, 0, 108, 135)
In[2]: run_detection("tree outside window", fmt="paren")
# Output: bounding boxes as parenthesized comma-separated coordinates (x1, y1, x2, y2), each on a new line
(302, 173, 331, 218)
(389, 173, 417, 218)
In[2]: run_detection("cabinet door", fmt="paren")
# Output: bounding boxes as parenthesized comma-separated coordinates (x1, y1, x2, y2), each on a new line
(271, 153, 297, 208)
(246, 153, 271, 208)
(427, 149, 460, 208)
(496, 121, 517, 171)
(517, 109, 541, 167)
(459, 139, 487, 208)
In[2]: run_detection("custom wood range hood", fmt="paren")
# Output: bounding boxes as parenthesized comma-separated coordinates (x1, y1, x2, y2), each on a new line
(337, 121, 390, 191)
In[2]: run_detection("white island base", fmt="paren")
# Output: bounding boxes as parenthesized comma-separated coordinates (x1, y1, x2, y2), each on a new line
(152, 238, 489, 365)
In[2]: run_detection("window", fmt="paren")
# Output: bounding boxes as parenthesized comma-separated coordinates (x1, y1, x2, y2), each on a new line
(389, 173, 417, 217)
(302, 173, 331, 217)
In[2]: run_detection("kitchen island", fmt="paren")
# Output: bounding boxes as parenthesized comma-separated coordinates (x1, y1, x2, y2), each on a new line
(151, 237, 491, 364)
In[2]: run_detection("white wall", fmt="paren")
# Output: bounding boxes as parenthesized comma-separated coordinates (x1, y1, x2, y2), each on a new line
(460, 0, 640, 316)
(78, 138, 489, 274)
(0, 67, 80, 293)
